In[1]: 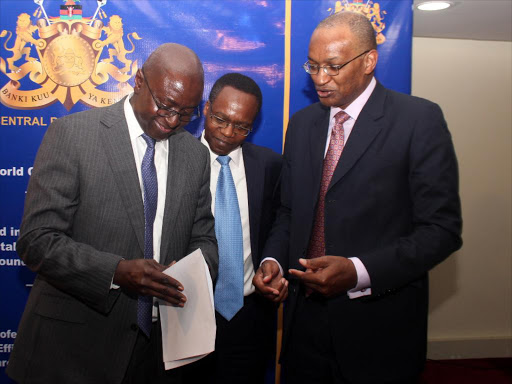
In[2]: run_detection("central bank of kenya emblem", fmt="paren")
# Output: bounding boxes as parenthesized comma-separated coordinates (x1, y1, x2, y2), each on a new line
(0, 0, 142, 110)
(329, 0, 387, 45)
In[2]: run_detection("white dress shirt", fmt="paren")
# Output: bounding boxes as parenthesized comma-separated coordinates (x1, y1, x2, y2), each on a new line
(201, 134, 255, 297)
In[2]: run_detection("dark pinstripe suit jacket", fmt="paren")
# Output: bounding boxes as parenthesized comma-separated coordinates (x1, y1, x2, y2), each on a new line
(7, 98, 218, 384)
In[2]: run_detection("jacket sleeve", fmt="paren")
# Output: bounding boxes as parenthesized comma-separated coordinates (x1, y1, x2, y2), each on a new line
(186, 147, 219, 282)
(17, 117, 122, 314)
(261, 121, 297, 273)
(359, 102, 462, 294)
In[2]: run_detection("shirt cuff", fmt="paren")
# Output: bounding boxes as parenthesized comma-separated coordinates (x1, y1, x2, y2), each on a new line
(260, 257, 284, 277)
(111, 258, 124, 289)
(347, 257, 371, 299)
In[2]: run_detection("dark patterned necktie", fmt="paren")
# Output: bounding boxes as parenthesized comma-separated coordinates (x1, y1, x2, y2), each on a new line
(138, 133, 158, 337)
(307, 111, 350, 259)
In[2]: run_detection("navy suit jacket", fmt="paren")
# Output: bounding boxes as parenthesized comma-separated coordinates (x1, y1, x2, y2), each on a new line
(241, 141, 282, 267)
(263, 82, 462, 382)
(209, 140, 282, 361)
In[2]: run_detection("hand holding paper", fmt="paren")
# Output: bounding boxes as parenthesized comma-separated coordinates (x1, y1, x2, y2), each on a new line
(159, 249, 216, 370)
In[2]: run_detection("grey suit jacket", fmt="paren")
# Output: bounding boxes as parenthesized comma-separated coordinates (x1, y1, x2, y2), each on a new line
(7, 98, 218, 384)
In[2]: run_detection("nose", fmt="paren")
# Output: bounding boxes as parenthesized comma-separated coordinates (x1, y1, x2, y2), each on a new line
(219, 123, 236, 138)
(163, 113, 181, 129)
(313, 69, 330, 86)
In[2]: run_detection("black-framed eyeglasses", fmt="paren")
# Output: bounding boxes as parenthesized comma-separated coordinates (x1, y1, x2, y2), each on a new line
(303, 50, 371, 76)
(209, 110, 252, 137)
(141, 68, 200, 122)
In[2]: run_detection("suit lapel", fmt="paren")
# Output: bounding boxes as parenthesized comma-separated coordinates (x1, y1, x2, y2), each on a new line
(328, 82, 387, 191)
(309, 106, 331, 202)
(160, 129, 187, 264)
(242, 143, 263, 267)
(100, 99, 145, 255)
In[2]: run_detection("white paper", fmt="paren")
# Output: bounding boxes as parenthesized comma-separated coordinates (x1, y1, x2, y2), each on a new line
(159, 248, 216, 370)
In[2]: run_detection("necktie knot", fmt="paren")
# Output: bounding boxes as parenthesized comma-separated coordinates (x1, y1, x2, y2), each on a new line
(141, 133, 156, 149)
(334, 110, 350, 127)
(217, 155, 231, 166)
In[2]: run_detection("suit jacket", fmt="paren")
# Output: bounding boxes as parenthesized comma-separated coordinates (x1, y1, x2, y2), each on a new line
(241, 141, 282, 269)
(7, 98, 218, 384)
(263, 82, 462, 382)
(194, 141, 281, 381)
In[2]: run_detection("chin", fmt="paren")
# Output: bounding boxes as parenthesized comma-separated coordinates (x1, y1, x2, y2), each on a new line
(213, 148, 230, 156)
(319, 99, 336, 107)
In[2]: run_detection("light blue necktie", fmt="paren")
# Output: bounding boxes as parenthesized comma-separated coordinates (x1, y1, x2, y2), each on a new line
(214, 155, 244, 321)
(138, 133, 158, 337)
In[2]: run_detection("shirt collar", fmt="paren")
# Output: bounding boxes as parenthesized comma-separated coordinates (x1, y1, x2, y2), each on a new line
(329, 77, 377, 122)
(124, 93, 145, 141)
(200, 131, 243, 167)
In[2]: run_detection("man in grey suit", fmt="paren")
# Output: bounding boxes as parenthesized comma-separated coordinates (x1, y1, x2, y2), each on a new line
(7, 43, 218, 384)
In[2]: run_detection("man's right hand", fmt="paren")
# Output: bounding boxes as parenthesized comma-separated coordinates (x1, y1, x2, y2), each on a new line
(113, 259, 186, 307)
(253, 260, 288, 303)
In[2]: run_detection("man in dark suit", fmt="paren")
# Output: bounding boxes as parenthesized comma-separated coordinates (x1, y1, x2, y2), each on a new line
(253, 11, 462, 384)
(7, 43, 218, 384)
(184, 73, 283, 383)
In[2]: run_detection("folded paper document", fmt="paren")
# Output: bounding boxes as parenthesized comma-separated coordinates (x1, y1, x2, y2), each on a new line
(159, 248, 216, 369)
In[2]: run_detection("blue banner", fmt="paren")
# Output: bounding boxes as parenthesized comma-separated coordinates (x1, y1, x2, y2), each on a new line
(0, 1, 411, 382)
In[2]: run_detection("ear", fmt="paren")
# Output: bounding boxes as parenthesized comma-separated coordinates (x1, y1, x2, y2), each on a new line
(364, 49, 378, 75)
(133, 69, 144, 94)
(203, 100, 210, 117)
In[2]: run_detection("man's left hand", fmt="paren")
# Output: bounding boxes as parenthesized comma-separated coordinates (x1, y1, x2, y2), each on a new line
(253, 260, 288, 303)
(288, 256, 357, 297)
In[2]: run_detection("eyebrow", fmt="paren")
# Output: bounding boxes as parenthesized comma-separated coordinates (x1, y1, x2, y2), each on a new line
(212, 111, 252, 126)
(156, 94, 196, 111)
(307, 56, 342, 63)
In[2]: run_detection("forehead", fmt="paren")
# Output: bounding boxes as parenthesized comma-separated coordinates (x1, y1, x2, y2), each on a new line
(153, 69, 203, 106)
(212, 86, 258, 111)
(309, 26, 356, 58)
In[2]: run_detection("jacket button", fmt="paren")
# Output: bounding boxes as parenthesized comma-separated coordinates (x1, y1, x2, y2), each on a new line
(131, 324, 138, 332)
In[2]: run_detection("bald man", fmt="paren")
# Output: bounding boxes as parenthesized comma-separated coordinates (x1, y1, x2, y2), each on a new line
(7, 43, 218, 384)
(255, 12, 462, 384)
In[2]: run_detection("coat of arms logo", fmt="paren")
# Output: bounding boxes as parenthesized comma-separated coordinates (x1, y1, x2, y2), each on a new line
(0, 0, 141, 110)
(328, 0, 387, 45)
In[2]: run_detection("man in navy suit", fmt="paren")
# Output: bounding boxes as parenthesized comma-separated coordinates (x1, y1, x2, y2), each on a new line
(253, 11, 462, 384)
(185, 73, 283, 383)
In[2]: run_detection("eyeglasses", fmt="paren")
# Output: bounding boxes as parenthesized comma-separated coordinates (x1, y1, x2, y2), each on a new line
(141, 68, 200, 122)
(209, 110, 252, 137)
(303, 50, 371, 76)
